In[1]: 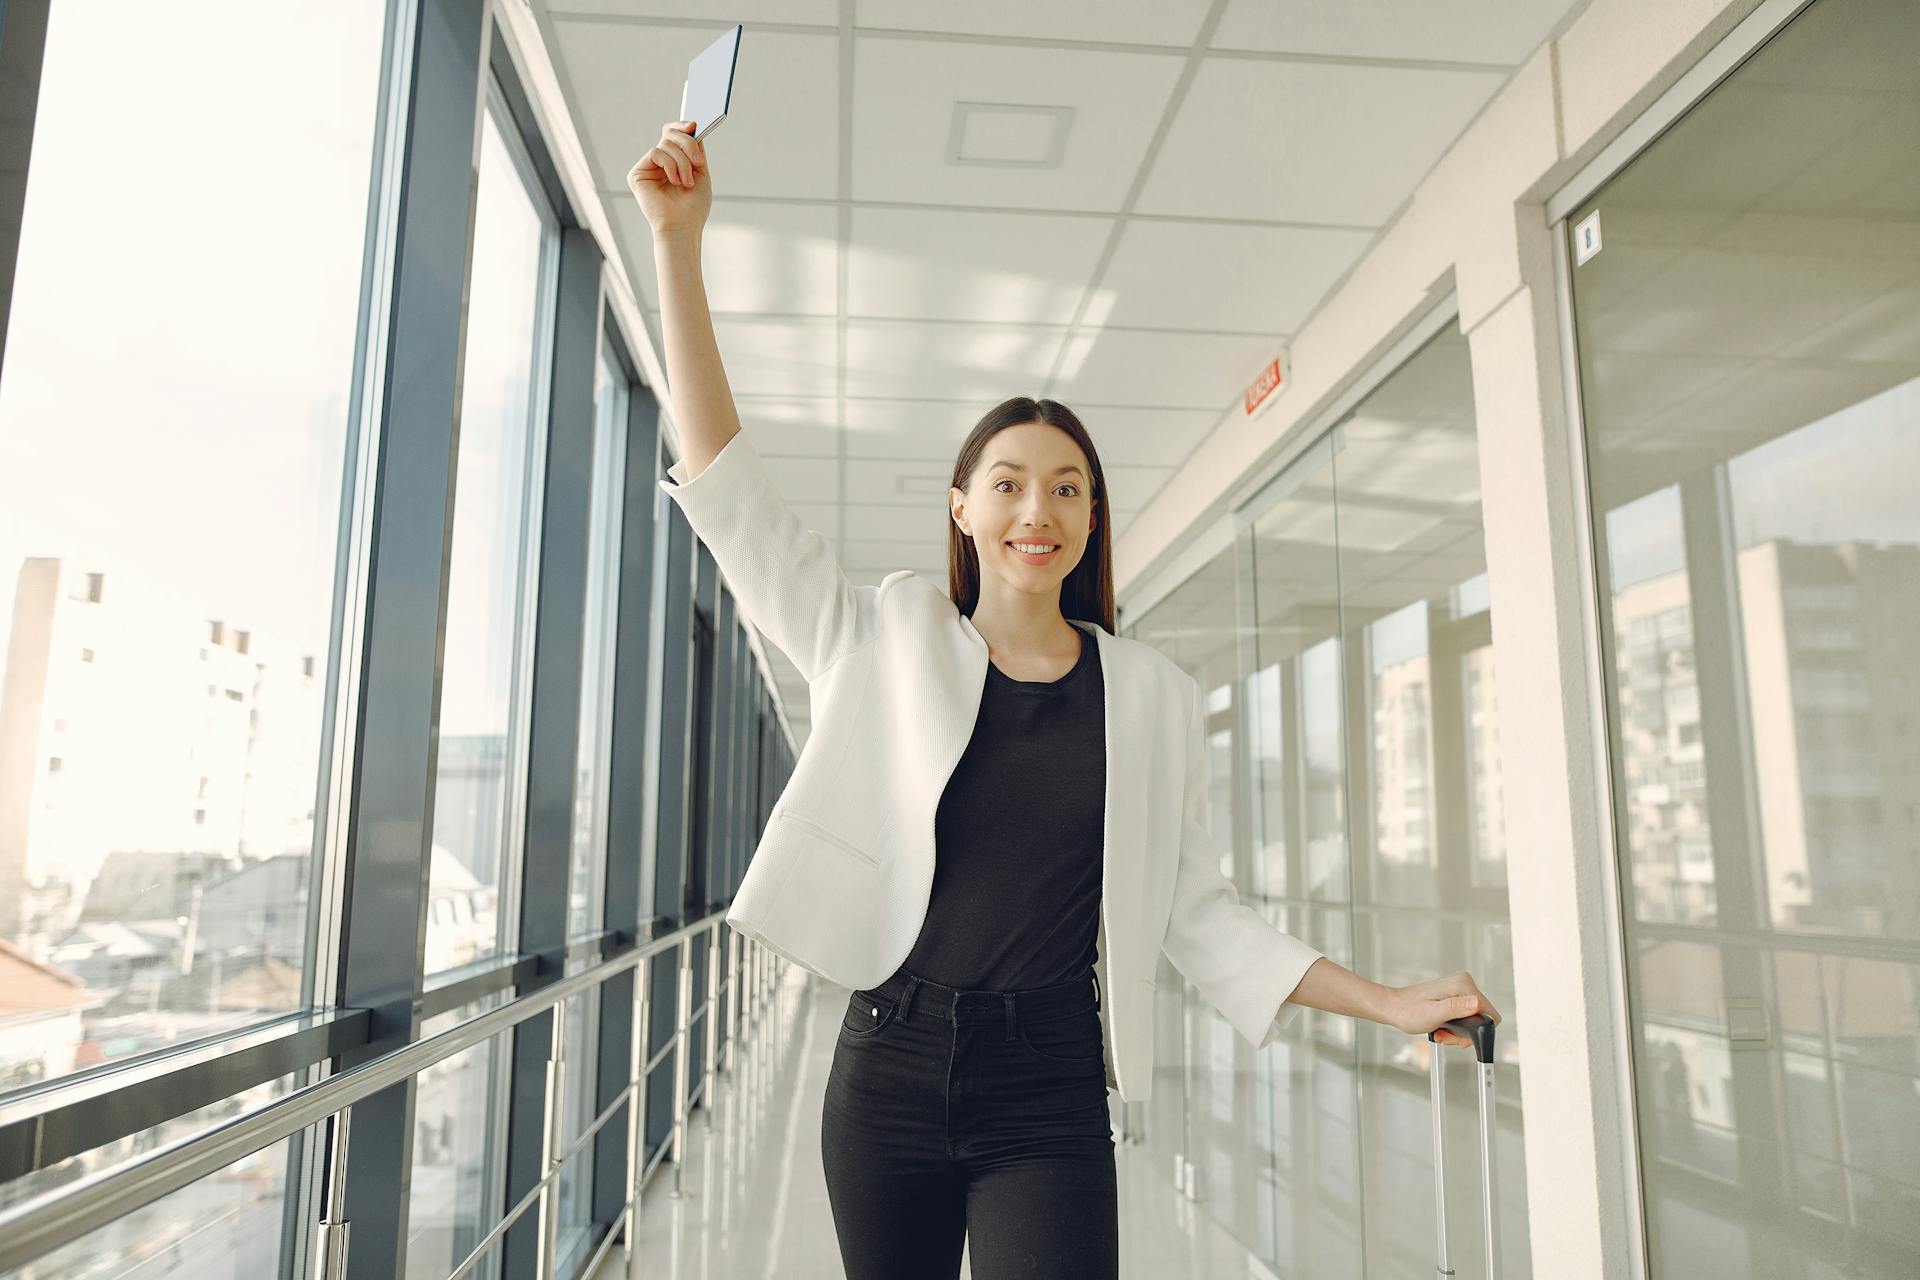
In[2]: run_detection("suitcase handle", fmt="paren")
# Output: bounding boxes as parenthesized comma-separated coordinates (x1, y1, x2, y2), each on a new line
(1427, 1012, 1496, 1064)
(1428, 1012, 1503, 1278)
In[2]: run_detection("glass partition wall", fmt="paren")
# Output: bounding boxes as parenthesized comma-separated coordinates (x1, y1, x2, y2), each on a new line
(1125, 320, 1530, 1277)
(1564, 0, 1920, 1274)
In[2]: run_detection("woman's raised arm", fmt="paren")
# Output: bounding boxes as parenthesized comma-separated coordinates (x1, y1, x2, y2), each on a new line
(632, 121, 734, 479)
(632, 122, 881, 682)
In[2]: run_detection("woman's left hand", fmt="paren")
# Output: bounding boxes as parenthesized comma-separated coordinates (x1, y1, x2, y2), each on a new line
(1386, 971, 1502, 1050)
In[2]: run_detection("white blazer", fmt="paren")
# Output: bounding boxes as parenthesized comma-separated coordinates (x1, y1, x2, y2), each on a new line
(658, 428, 1324, 1102)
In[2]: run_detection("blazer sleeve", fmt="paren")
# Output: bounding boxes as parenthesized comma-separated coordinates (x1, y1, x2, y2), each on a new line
(658, 429, 879, 683)
(1160, 673, 1325, 1049)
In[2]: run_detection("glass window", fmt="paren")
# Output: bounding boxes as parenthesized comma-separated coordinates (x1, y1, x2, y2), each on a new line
(0, 1070, 299, 1224)
(553, 988, 599, 1270)
(568, 342, 630, 937)
(12, 1133, 297, 1279)
(1326, 332, 1524, 1276)
(1568, 0, 1920, 1272)
(1127, 322, 1529, 1277)
(407, 1001, 510, 1280)
(425, 95, 557, 974)
(0, 0, 384, 1086)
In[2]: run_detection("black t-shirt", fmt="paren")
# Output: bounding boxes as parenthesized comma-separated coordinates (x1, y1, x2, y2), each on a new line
(889, 625, 1106, 991)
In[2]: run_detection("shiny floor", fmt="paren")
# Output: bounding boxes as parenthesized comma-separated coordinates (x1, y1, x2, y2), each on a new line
(593, 967, 1278, 1280)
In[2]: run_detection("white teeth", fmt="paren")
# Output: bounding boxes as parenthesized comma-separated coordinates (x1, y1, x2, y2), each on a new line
(1009, 542, 1057, 554)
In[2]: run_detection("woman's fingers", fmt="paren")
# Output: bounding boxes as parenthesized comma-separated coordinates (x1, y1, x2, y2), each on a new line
(636, 146, 673, 185)
(658, 125, 702, 186)
(653, 136, 689, 186)
(1459, 972, 1501, 1024)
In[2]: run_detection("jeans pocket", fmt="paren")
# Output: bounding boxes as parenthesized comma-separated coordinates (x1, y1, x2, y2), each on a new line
(1017, 1006, 1104, 1063)
(840, 991, 897, 1039)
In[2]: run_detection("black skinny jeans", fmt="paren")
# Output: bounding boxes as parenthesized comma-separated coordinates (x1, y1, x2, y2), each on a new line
(820, 967, 1118, 1279)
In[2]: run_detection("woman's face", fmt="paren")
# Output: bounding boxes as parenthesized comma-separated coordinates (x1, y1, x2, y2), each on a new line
(950, 422, 1098, 593)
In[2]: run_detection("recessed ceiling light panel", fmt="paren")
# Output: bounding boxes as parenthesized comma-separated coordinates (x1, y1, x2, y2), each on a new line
(947, 102, 1073, 168)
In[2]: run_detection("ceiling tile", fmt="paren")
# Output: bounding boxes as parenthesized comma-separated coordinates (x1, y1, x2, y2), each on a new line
(732, 395, 841, 456)
(845, 455, 961, 508)
(1212, 0, 1582, 66)
(853, 0, 1215, 46)
(1138, 56, 1505, 225)
(1094, 218, 1374, 331)
(850, 35, 1187, 211)
(843, 502, 949, 543)
(622, 200, 838, 314)
(552, 1, 839, 22)
(710, 316, 839, 396)
(1051, 326, 1277, 410)
(844, 398, 1013, 458)
(843, 320, 1068, 400)
(848, 206, 1112, 323)
(1061, 404, 1226, 468)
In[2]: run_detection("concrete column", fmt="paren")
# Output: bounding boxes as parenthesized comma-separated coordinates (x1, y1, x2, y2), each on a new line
(1459, 205, 1644, 1280)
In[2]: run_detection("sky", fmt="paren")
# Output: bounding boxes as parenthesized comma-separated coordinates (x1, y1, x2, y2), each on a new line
(0, 2, 564, 744)
(0, 2, 387, 692)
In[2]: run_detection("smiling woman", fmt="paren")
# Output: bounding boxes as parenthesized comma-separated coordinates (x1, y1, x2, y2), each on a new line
(944, 398, 1116, 658)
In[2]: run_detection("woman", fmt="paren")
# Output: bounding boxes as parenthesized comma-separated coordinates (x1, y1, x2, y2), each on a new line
(631, 121, 1500, 1280)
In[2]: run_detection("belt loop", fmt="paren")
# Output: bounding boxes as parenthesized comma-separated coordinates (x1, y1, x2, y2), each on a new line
(896, 974, 920, 1026)
(1003, 992, 1017, 1041)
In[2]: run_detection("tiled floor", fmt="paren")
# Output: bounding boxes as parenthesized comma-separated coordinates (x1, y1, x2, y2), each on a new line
(594, 967, 1278, 1280)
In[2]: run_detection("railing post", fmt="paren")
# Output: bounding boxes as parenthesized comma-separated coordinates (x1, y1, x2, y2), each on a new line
(740, 939, 752, 1032)
(668, 936, 694, 1198)
(623, 953, 651, 1280)
(535, 999, 567, 1279)
(740, 939, 754, 1036)
(721, 927, 739, 1076)
(313, 1107, 351, 1280)
(759, 944, 768, 1024)
(701, 921, 721, 1127)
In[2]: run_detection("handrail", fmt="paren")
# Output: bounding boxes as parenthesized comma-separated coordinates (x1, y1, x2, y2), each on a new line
(0, 910, 736, 1273)
(2, 929, 643, 1181)
(0, 1006, 374, 1181)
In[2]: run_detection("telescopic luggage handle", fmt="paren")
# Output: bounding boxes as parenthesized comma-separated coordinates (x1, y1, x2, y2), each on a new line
(1427, 1013, 1501, 1279)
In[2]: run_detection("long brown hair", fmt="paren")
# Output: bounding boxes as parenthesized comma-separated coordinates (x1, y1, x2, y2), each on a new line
(946, 397, 1115, 634)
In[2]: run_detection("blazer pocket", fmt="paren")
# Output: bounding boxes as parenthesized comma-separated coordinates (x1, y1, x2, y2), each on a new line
(777, 811, 882, 868)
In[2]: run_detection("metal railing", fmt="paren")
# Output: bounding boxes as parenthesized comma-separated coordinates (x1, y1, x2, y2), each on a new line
(0, 909, 791, 1279)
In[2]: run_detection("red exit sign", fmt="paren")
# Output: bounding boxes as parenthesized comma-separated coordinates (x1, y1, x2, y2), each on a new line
(1243, 351, 1286, 416)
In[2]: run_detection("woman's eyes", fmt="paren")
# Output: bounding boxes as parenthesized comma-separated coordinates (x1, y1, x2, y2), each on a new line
(994, 479, 1077, 497)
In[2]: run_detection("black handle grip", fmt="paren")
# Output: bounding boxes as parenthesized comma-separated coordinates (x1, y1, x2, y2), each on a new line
(1427, 1012, 1497, 1064)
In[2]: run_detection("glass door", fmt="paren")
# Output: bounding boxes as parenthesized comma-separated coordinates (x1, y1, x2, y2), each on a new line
(1565, 0, 1920, 1273)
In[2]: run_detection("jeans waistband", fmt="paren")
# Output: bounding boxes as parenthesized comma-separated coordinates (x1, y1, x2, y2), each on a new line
(859, 966, 1100, 1039)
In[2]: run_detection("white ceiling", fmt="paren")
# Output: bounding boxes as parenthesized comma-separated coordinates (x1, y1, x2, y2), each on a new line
(527, 0, 1592, 738)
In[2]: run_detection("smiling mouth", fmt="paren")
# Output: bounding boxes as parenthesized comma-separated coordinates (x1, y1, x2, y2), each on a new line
(1006, 541, 1060, 562)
